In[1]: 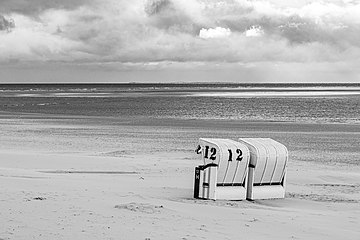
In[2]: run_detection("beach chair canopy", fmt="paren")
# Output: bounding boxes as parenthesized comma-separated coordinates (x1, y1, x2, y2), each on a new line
(237, 138, 288, 186)
(198, 138, 250, 186)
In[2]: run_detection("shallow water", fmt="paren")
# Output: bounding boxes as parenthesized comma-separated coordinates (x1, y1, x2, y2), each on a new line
(1, 83, 359, 124)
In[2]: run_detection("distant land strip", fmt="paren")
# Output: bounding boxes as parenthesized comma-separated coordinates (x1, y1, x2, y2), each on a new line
(40, 170, 139, 175)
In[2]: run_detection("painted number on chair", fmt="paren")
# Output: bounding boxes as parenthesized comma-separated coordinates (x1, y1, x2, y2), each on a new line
(204, 146, 217, 160)
(227, 149, 243, 162)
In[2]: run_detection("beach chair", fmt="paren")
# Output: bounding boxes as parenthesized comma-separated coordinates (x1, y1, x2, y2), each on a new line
(237, 138, 288, 200)
(194, 138, 250, 200)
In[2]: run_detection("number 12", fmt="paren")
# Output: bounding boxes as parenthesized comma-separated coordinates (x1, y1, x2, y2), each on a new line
(204, 146, 216, 160)
(228, 149, 243, 162)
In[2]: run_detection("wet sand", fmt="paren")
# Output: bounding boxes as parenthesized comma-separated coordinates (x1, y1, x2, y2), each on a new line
(0, 112, 359, 240)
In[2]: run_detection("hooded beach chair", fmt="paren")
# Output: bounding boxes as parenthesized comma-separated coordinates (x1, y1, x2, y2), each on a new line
(237, 138, 288, 200)
(194, 138, 250, 200)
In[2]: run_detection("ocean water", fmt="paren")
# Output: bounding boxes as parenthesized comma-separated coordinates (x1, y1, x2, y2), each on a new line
(0, 83, 360, 124)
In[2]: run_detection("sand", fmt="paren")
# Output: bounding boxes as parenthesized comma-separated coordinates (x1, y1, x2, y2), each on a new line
(0, 112, 359, 240)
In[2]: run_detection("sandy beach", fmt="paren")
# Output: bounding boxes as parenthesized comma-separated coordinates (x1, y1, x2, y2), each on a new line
(0, 112, 359, 240)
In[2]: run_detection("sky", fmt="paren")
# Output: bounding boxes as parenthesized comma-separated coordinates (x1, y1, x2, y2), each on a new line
(0, 0, 359, 83)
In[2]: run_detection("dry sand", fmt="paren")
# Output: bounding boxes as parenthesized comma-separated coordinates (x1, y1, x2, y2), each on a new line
(0, 112, 359, 240)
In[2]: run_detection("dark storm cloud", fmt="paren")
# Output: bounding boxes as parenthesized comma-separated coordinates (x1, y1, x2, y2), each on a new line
(0, 0, 91, 15)
(144, 0, 172, 16)
(0, 15, 15, 31)
(143, 0, 202, 35)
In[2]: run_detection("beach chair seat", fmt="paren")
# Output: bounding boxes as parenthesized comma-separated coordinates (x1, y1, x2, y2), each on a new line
(194, 138, 250, 200)
(237, 138, 288, 200)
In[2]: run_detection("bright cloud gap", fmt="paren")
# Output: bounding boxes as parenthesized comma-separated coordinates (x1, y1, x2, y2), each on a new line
(199, 27, 231, 39)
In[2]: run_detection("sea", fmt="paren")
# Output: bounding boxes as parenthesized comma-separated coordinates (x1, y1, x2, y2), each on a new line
(1, 83, 360, 124)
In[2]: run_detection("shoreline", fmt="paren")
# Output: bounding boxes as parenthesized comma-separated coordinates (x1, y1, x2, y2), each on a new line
(1, 110, 360, 128)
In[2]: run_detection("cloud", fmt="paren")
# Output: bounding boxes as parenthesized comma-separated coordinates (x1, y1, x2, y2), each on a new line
(244, 25, 264, 37)
(0, 15, 15, 32)
(0, 13, 87, 61)
(144, 0, 172, 16)
(0, 0, 92, 15)
(0, 0, 360, 64)
(199, 27, 231, 39)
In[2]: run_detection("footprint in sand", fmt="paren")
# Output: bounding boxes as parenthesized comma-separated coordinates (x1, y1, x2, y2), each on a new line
(287, 192, 358, 203)
(115, 202, 164, 214)
(308, 183, 360, 194)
